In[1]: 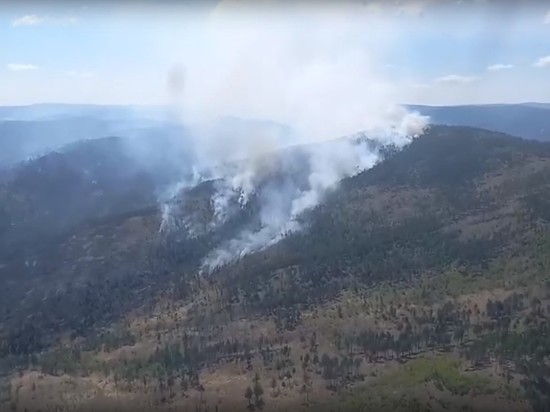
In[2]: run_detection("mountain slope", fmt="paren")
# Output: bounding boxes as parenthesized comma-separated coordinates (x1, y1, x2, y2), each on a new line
(2, 125, 550, 411)
(0, 136, 165, 251)
(208, 125, 550, 307)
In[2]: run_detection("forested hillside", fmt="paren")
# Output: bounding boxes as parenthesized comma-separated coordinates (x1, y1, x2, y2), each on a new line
(1, 125, 550, 412)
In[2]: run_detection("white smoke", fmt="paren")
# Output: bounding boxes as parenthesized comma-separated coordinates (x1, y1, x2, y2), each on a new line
(156, 2, 429, 270)
(199, 130, 424, 272)
(289, 139, 379, 218)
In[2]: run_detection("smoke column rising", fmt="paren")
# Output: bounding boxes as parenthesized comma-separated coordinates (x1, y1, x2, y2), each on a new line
(159, 2, 429, 270)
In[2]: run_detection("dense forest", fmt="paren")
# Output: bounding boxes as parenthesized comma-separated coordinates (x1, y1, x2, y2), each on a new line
(1, 125, 550, 411)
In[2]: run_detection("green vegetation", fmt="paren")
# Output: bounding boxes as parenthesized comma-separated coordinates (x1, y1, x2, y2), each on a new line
(373, 357, 490, 395)
(317, 356, 496, 412)
(2, 126, 550, 411)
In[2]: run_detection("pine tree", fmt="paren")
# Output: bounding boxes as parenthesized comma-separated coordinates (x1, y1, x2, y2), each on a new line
(253, 374, 264, 408)
(244, 386, 253, 408)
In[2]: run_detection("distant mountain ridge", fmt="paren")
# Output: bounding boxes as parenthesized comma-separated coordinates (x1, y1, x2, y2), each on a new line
(0, 104, 295, 168)
(406, 103, 550, 141)
(1, 102, 550, 169)
(0, 103, 169, 122)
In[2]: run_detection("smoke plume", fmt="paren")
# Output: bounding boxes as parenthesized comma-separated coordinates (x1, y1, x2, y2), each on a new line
(158, 2, 429, 270)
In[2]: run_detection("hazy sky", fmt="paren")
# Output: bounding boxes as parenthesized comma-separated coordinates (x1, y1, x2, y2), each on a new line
(1, 0, 550, 113)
